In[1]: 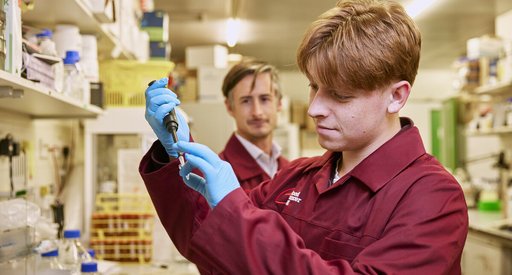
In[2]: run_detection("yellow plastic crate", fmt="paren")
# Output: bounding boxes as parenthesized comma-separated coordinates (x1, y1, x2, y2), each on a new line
(94, 193, 154, 214)
(89, 239, 152, 263)
(99, 60, 175, 107)
(90, 194, 155, 263)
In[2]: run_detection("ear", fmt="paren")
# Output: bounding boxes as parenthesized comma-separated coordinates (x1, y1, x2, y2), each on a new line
(225, 98, 235, 117)
(276, 96, 283, 112)
(387, 80, 411, 114)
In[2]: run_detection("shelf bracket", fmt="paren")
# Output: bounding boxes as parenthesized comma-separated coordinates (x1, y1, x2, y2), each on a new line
(0, 86, 24, 98)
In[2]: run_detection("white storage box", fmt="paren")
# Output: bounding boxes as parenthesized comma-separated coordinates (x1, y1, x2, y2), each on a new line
(197, 66, 229, 102)
(186, 45, 228, 69)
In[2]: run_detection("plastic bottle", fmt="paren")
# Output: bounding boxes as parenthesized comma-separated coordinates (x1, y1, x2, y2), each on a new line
(36, 28, 58, 56)
(59, 229, 92, 274)
(38, 249, 65, 272)
(80, 262, 99, 275)
(63, 50, 84, 101)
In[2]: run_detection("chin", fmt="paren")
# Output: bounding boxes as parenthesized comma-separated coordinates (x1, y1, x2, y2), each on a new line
(318, 138, 344, 152)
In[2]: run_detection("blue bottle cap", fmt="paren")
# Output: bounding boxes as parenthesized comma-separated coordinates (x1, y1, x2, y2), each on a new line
(36, 28, 53, 38)
(81, 262, 98, 272)
(88, 248, 95, 258)
(63, 229, 81, 238)
(63, 50, 80, 65)
(41, 249, 58, 257)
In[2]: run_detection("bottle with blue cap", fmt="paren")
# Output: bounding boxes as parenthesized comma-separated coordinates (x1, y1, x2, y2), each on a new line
(81, 262, 99, 275)
(38, 249, 65, 272)
(36, 28, 58, 56)
(63, 50, 85, 102)
(59, 229, 92, 274)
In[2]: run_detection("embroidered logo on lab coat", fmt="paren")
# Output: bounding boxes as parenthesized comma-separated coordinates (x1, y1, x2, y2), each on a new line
(275, 188, 301, 206)
(286, 191, 302, 205)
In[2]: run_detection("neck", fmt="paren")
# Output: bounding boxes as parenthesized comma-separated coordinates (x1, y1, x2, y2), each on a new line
(237, 132, 274, 156)
(338, 117, 402, 176)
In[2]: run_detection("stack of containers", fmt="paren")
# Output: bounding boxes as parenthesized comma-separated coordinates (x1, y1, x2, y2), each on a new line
(141, 10, 170, 60)
(89, 193, 154, 263)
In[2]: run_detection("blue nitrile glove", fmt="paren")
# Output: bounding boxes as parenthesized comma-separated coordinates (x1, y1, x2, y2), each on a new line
(174, 141, 241, 208)
(145, 77, 190, 157)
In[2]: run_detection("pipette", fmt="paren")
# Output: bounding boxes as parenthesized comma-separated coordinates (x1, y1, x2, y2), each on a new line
(148, 80, 186, 168)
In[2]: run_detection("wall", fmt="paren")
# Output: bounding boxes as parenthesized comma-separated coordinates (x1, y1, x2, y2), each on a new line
(0, 111, 84, 229)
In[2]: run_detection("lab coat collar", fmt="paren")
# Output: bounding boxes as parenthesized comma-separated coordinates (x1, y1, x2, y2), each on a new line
(303, 117, 426, 193)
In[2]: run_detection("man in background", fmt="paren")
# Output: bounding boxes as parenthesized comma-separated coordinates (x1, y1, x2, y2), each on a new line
(219, 60, 289, 191)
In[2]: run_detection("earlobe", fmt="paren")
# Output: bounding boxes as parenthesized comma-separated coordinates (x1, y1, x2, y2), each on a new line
(387, 81, 411, 113)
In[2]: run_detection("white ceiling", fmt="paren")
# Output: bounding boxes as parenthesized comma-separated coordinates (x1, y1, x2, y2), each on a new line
(155, 0, 512, 71)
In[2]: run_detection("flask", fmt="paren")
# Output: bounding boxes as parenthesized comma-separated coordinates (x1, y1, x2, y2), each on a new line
(38, 249, 65, 272)
(59, 229, 92, 274)
(63, 50, 84, 101)
(81, 262, 99, 275)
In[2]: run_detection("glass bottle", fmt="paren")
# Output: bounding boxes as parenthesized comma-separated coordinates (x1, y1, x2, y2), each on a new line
(63, 50, 84, 101)
(38, 249, 65, 272)
(59, 229, 92, 274)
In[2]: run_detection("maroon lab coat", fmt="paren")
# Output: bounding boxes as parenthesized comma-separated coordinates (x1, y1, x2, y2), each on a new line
(140, 118, 468, 274)
(219, 134, 289, 192)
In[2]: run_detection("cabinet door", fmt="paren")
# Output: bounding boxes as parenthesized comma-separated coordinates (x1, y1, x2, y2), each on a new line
(463, 234, 503, 275)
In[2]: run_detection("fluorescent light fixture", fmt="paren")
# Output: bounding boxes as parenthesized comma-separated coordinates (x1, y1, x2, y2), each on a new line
(405, 0, 440, 19)
(226, 17, 241, 47)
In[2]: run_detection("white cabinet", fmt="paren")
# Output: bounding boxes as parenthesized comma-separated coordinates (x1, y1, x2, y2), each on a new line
(463, 233, 505, 275)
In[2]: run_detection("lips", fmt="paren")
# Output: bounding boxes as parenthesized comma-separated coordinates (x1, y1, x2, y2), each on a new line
(248, 119, 267, 127)
(316, 124, 336, 135)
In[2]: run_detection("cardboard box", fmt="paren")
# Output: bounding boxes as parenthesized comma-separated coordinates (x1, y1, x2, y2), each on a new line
(179, 76, 198, 102)
(185, 45, 228, 69)
(149, 41, 170, 60)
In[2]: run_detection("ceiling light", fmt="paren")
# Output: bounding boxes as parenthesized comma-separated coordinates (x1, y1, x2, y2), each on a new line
(226, 17, 241, 47)
(405, 0, 440, 19)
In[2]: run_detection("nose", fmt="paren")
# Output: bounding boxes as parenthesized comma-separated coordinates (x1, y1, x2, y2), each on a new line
(307, 89, 329, 118)
(252, 99, 263, 117)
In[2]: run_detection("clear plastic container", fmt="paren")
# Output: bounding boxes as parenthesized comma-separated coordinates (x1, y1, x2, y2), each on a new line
(81, 262, 98, 275)
(38, 249, 65, 272)
(59, 229, 92, 274)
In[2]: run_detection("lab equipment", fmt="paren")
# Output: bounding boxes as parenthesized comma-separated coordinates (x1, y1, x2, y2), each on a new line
(59, 229, 92, 274)
(176, 141, 240, 208)
(38, 249, 65, 272)
(147, 79, 185, 167)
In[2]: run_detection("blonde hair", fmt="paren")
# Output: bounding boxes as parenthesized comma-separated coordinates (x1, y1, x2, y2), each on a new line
(297, 0, 421, 91)
(222, 59, 281, 102)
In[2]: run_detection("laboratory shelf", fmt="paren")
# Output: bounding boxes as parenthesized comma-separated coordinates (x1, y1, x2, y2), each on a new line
(465, 127, 512, 137)
(473, 81, 512, 95)
(22, 0, 134, 60)
(0, 70, 103, 118)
